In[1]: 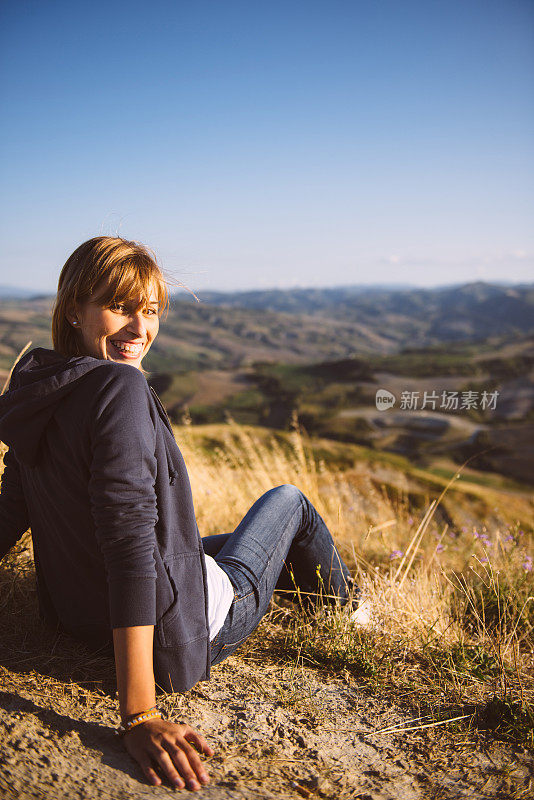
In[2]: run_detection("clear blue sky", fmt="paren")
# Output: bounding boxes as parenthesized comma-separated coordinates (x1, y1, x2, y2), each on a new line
(1, 0, 533, 293)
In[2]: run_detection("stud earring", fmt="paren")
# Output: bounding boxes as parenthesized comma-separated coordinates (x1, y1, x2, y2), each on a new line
(72, 320, 79, 326)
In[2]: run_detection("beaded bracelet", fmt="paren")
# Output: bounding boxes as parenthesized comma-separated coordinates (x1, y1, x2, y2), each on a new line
(115, 709, 162, 737)
(122, 704, 158, 723)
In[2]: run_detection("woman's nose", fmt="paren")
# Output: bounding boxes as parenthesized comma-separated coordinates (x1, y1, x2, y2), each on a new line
(126, 311, 147, 338)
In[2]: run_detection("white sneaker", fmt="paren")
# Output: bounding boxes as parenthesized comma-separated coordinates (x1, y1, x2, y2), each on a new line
(349, 598, 373, 627)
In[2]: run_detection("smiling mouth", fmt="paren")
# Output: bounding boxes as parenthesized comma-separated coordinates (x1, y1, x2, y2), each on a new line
(109, 340, 144, 357)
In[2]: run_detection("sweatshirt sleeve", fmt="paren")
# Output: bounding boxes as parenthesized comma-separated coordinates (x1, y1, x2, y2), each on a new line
(88, 367, 158, 628)
(0, 446, 30, 561)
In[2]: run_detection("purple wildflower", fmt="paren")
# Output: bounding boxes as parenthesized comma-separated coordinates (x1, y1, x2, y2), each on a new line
(408, 517, 413, 525)
(389, 550, 404, 560)
(436, 544, 445, 553)
(504, 535, 514, 543)
(523, 556, 533, 573)
(480, 557, 489, 563)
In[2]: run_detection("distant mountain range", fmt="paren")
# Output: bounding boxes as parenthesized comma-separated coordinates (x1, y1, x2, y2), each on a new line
(191, 281, 534, 333)
(182, 281, 534, 346)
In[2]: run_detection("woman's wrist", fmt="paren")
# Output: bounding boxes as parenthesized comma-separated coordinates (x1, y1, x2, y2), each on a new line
(121, 703, 158, 724)
(116, 708, 163, 737)
(119, 693, 157, 721)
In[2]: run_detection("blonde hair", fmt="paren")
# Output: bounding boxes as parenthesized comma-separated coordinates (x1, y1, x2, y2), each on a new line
(52, 237, 169, 358)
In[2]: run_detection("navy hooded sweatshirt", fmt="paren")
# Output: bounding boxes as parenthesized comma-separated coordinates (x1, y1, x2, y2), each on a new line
(0, 347, 211, 692)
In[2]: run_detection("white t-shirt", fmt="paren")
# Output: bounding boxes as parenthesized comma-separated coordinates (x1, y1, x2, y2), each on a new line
(204, 554, 234, 640)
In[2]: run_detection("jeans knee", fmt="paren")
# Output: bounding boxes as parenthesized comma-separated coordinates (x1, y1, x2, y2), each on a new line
(270, 484, 308, 526)
(272, 483, 302, 504)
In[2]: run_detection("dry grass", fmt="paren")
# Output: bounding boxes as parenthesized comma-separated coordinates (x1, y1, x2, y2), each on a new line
(176, 413, 534, 746)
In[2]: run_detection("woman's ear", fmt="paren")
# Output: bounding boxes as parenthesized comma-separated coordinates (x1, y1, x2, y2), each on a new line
(66, 303, 80, 327)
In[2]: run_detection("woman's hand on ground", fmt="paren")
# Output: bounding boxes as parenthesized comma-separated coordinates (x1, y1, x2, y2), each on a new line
(122, 717, 214, 791)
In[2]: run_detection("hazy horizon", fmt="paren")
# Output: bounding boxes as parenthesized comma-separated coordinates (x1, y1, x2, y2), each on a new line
(1, 277, 532, 302)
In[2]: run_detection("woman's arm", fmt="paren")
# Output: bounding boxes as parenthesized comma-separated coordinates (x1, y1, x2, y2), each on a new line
(113, 625, 156, 718)
(113, 624, 213, 791)
(88, 369, 213, 789)
(0, 446, 30, 561)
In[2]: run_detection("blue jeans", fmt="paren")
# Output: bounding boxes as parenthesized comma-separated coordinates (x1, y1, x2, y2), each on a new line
(202, 484, 358, 665)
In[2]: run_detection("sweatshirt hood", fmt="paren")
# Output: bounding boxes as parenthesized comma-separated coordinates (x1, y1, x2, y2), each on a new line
(0, 347, 109, 467)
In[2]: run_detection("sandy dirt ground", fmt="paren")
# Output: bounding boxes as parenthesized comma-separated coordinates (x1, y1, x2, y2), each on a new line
(1, 647, 533, 800)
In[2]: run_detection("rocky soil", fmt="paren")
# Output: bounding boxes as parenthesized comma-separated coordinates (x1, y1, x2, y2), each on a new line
(1, 651, 532, 800)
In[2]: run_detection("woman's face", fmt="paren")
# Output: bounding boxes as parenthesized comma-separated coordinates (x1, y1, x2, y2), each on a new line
(70, 285, 160, 370)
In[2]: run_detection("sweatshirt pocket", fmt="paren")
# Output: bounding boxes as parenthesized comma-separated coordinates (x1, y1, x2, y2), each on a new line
(157, 554, 208, 647)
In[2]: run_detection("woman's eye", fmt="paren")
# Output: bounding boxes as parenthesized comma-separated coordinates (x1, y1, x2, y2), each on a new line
(109, 302, 157, 315)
